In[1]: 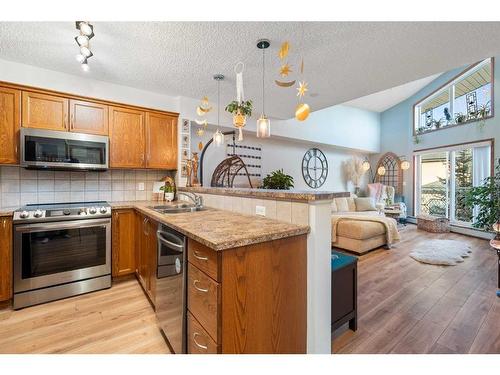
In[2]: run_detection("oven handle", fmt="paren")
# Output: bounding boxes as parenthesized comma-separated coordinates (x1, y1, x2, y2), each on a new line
(14, 218, 111, 233)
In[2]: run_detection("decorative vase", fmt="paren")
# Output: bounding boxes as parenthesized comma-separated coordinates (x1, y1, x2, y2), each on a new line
(233, 110, 246, 128)
(164, 192, 174, 202)
(192, 152, 200, 186)
(185, 159, 193, 187)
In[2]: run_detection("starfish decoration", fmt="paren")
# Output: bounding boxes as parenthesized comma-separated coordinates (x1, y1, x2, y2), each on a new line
(279, 63, 292, 77)
(296, 81, 309, 98)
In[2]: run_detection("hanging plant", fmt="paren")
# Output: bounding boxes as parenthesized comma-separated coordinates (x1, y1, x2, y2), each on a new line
(225, 100, 253, 129)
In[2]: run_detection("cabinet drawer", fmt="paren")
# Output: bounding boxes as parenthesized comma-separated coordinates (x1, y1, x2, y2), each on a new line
(187, 312, 219, 354)
(188, 239, 219, 281)
(187, 263, 219, 342)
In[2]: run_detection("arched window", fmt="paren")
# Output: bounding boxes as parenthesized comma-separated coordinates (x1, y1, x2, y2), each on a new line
(375, 152, 403, 194)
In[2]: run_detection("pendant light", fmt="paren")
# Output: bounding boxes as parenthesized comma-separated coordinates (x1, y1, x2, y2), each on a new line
(256, 39, 271, 138)
(213, 74, 225, 147)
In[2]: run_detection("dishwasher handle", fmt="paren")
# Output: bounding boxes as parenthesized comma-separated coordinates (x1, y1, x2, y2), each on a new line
(157, 230, 185, 251)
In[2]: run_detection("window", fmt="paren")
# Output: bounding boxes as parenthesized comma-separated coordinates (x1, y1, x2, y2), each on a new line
(414, 140, 492, 226)
(414, 58, 493, 134)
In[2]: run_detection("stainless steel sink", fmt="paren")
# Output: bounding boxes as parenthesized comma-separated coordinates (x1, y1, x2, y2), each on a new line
(148, 203, 204, 214)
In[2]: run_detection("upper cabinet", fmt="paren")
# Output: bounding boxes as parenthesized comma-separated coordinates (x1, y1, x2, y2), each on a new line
(109, 106, 146, 168)
(0, 83, 178, 169)
(0, 87, 21, 164)
(70, 99, 109, 135)
(146, 112, 178, 169)
(22, 91, 69, 131)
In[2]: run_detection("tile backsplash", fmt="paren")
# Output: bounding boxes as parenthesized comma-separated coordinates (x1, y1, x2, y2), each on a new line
(0, 166, 173, 208)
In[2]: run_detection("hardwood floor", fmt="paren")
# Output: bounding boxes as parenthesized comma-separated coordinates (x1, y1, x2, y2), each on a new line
(0, 277, 170, 354)
(332, 225, 500, 354)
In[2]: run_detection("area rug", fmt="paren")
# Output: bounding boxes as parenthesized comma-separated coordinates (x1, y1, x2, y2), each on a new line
(409, 239, 472, 266)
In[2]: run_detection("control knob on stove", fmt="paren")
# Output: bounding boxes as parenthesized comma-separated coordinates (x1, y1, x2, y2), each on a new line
(99, 206, 108, 214)
(19, 210, 29, 219)
(33, 210, 43, 218)
(88, 207, 97, 215)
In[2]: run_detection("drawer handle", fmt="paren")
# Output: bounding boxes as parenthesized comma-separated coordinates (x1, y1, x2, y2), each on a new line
(193, 333, 208, 350)
(193, 251, 208, 261)
(193, 280, 208, 293)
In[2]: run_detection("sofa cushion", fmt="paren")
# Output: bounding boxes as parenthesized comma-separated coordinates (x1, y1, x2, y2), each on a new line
(335, 198, 349, 212)
(336, 220, 386, 240)
(355, 197, 376, 211)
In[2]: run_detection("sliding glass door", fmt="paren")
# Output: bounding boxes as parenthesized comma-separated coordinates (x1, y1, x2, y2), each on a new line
(415, 141, 491, 226)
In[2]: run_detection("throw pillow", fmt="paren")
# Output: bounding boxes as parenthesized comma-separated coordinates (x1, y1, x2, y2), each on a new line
(355, 197, 377, 212)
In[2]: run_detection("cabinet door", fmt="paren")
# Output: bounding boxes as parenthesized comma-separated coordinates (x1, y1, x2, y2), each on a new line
(22, 91, 69, 131)
(136, 213, 148, 289)
(109, 106, 145, 168)
(112, 209, 136, 277)
(0, 87, 21, 164)
(70, 99, 109, 135)
(146, 112, 178, 169)
(0, 217, 12, 302)
(147, 219, 158, 303)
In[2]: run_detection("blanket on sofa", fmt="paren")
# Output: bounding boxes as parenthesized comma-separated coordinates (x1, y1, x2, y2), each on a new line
(331, 215, 400, 245)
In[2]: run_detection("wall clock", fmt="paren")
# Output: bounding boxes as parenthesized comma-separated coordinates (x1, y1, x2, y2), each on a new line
(302, 148, 328, 188)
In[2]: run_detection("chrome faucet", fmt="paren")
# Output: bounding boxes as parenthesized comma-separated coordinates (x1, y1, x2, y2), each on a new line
(177, 191, 203, 208)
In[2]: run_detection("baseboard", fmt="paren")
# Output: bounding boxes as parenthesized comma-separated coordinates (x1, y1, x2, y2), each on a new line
(406, 216, 493, 240)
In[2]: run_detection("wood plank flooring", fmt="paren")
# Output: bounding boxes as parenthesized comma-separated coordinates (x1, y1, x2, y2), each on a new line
(0, 277, 170, 354)
(332, 225, 500, 354)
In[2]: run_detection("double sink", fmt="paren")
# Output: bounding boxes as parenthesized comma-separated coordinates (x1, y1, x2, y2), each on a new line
(148, 202, 204, 214)
(148, 192, 204, 214)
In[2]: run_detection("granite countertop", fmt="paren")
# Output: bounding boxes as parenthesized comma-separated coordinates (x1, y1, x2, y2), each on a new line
(0, 207, 17, 217)
(111, 201, 310, 251)
(179, 186, 348, 202)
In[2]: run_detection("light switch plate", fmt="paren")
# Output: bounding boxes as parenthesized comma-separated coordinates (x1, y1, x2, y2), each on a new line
(137, 182, 145, 191)
(255, 205, 266, 216)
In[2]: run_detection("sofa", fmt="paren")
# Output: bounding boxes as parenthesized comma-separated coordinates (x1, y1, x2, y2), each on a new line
(331, 196, 399, 255)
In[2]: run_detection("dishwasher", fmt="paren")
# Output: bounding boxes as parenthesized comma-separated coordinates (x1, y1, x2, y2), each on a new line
(155, 224, 187, 354)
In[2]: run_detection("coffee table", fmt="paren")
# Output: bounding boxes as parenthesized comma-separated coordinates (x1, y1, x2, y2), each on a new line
(384, 209, 401, 220)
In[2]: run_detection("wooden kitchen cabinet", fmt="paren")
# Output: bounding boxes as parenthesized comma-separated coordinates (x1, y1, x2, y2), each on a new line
(0, 217, 12, 302)
(186, 235, 307, 354)
(146, 112, 178, 169)
(135, 212, 158, 305)
(0, 87, 21, 164)
(112, 209, 136, 277)
(70, 99, 109, 135)
(109, 106, 146, 168)
(22, 91, 69, 131)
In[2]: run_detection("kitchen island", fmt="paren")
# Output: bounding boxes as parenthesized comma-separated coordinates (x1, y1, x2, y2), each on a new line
(110, 201, 309, 354)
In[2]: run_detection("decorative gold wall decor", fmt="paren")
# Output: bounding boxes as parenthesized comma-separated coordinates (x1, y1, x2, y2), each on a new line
(375, 152, 403, 194)
(191, 152, 200, 186)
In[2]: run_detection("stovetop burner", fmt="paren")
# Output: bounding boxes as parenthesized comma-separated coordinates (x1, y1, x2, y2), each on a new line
(13, 201, 112, 223)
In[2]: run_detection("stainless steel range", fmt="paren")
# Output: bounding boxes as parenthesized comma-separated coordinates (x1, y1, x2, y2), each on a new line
(12, 201, 112, 309)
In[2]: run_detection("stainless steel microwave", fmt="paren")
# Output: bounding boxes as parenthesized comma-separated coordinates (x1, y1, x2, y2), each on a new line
(20, 128, 109, 170)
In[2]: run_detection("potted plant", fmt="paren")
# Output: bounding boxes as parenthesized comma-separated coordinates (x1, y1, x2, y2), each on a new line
(160, 184, 175, 202)
(225, 100, 253, 128)
(455, 112, 467, 124)
(261, 169, 294, 190)
(464, 161, 500, 232)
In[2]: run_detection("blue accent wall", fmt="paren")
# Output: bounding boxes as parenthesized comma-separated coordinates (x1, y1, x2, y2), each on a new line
(375, 58, 500, 215)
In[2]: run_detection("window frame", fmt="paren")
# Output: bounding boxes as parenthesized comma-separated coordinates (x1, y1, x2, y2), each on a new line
(413, 138, 495, 225)
(413, 57, 495, 136)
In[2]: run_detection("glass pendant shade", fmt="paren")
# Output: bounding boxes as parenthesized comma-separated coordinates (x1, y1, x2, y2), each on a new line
(401, 160, 410, 170)
(362, 160, 371, 172)
(377, 166, 386, 176)
(256, 115, 270, 138)
(213, 129, 224, 147)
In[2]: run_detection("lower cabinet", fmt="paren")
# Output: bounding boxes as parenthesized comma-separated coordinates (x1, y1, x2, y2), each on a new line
(0, 216, 13, 302)
(186, 235, 307, 354)
(112, 209, 136, 277)
(135, 212, 157, 305)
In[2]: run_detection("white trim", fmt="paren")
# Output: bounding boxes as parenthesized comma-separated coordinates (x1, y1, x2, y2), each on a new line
(414, 140, 492, 155)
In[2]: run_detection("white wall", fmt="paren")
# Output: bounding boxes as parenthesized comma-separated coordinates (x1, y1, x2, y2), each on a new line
(193, 125, 369, 193)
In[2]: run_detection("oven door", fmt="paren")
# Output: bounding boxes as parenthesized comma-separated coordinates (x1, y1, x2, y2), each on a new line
(13, 218, 111, 293)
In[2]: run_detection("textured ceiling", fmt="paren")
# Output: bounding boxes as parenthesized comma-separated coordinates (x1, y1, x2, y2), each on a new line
(1, 22, 500, 119)
(343, 73, 442, 112)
